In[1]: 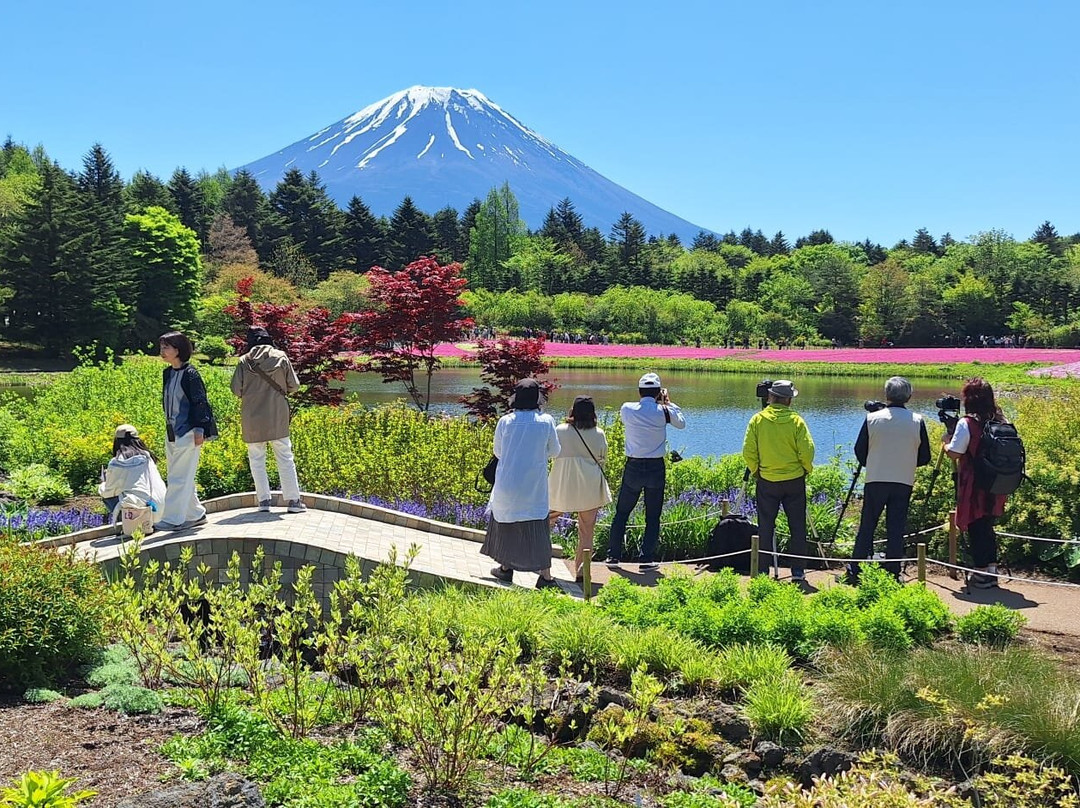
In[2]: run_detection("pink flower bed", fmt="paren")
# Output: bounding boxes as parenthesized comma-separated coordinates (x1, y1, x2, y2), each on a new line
(435, 342, 1080, 365)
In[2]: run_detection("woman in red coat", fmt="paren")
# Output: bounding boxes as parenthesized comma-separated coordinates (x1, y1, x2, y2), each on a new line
(943, 377, 1009, 588)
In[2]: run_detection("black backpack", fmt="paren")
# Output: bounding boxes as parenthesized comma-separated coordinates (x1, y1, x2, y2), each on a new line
(975, 420, 1026, 495)
(706, 514, 769, 571)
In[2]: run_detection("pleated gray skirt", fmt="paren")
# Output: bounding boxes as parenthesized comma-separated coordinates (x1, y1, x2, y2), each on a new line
(481, 518, 551, 572)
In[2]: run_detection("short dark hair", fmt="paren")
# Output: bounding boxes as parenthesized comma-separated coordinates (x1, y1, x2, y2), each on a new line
(159, 331, 193, 362)
(639, 387, 660, 400)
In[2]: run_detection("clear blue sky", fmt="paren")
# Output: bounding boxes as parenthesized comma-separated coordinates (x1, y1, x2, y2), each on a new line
(3, 0, 1077, 245)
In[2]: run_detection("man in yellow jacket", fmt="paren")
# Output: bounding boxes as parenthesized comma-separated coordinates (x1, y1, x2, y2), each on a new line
(742, 380, 815, 581)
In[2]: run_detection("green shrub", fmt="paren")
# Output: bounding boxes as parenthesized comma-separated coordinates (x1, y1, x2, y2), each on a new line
(853, 564, 902, 608)
(660, 787, 756, 808)
(486, 788, 572, 808)
(23, 688, 64, 703)
(879, 584, 953, 646)
(3, 464, 72, 504)
(744, 670, 814, 743)
(610, 626, 703, 679)
(102, 684, 164, 715)
(956, 604, 1027, 647)
(858, 602, 913, 653)
(0, 543, 107, 689)
(68, 692, 105, 709)
(198, 335, 232, 365)
(595, 575, 657, 628)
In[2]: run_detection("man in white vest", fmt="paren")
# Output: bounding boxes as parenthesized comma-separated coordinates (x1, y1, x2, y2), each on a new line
(846, 376, 931, 582)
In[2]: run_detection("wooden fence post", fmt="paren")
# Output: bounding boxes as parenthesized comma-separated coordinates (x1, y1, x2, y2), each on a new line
(948, 509, 959, 580)
(750, 534, 760, 578)
(917, 543, 926, 583)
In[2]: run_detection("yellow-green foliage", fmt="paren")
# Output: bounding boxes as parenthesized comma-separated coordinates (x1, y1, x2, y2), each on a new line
(0, 770, 96, 808)
(291, 403, 494, 505)
(0, 355, 247, 498)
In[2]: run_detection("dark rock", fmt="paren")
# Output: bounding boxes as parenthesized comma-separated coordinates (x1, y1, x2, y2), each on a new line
(115, 772, 265, 808)
(754, 740, 786, 769)
(797, 746, 858, 788)
(723, 749, 762, 776)
(703, 703, 751, 743)
(719, 763, 749, 784)
(666, 772, 699, 791)
(596, 686, 631, 709)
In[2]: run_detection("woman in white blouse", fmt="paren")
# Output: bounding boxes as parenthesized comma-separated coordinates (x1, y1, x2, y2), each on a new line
(548, 396, 612, 581)
(481, 379, 562, 589)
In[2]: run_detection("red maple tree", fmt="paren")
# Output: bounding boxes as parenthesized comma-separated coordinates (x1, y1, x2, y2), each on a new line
(225, 276, 360, 406)
(354, 257, 473, 413)
(460, 336, 557, 421)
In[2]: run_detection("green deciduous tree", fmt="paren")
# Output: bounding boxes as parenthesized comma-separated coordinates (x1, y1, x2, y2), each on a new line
(467, 184, 525, 291)
(122, 206, 202, 341)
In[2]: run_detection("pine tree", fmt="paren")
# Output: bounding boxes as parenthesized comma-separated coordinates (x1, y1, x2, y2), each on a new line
(692, 231, 720, 252)
(168, 168, 209, 245)
(74, 144, 130, 350)
(431, 206, 461, 263)
(1032, 220, 1063, 257)
(458, 199, 482, 261)
(795, 229, 834, 248)
(767, 231, 790, 256)
(911, 227, 938, 255)
(124, 170, 173, 215)
(939, 232, 956, 250)
(267, 169, 346, 279)
(224, 170, 271, 259)
(610, 211, 648, 286)
(539, 207, 563, 242)
(858, 239, 888, 265)
(387, 196, 434, 269)
(555, 197, 584, 247)
(343, 195, 386, 271)
(1, 162, 97, 354)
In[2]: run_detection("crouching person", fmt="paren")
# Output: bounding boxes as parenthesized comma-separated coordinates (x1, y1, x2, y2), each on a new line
(99, 424, 166, 536)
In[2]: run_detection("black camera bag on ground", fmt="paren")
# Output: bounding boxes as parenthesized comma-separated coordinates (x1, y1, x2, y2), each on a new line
(705, 514, 772, 571)
(975, 420, 1026, 495)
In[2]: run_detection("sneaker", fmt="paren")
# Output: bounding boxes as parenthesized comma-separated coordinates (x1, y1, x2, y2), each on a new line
(604, 556, 621, 567)
(286, 500, 308, 514)
(970, 572, 999, 589)
(490, 566, 514, 582)
(535, 576, 562, 591)
(181, 515, 207, 529)
(639, 560, 660, 571)
(258, 500, 272, 513)
(790, 568, 807, 583)
(156, 521, 183, 531)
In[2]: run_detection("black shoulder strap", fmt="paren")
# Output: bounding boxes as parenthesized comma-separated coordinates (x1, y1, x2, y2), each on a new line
(662, 406, 671, 424)
(572, 425, 603, 469)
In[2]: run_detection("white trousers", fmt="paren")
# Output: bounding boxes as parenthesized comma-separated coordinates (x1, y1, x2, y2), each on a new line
(161, 431, 205, 525)
(247, 437, 301, 502)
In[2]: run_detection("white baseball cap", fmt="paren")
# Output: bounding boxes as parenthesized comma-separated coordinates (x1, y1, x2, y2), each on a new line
(638, 373, 662, 388)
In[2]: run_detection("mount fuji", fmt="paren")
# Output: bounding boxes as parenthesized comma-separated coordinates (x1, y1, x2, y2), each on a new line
(238, 86, 712, 242)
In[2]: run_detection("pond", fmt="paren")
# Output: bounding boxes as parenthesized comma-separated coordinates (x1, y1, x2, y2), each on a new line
(343, 368, 953, 461)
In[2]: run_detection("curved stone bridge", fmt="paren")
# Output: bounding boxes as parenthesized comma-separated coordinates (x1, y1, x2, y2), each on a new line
(38, 493, 583, 604)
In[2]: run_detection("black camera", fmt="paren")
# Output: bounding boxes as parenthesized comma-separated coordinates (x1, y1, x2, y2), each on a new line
(935, 394, 962, 432)
(935, 395, 961, 412)
(864, 400, 887, 413)
(756, 379, 773, 407)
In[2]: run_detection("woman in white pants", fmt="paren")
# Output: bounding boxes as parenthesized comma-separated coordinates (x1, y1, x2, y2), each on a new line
(158, 331, 218, 529)
(230, 326, 306, 513)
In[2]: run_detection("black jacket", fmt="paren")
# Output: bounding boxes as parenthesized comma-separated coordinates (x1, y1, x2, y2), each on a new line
(162, 364, 219, 440)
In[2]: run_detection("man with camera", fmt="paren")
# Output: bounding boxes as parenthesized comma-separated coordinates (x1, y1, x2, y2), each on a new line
(742, 380, 815, 581)
(845, 377, 932, 583)
(605, 372, 686, 570)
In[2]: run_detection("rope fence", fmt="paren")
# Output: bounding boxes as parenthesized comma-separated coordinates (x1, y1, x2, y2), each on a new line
(563, 496, 1080, 598)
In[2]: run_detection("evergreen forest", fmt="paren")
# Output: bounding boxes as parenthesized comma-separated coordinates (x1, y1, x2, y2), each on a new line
(2, 138, 1079, 355)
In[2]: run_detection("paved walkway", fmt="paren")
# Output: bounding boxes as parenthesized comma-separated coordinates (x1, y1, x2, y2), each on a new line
(52, 492, 583, 596)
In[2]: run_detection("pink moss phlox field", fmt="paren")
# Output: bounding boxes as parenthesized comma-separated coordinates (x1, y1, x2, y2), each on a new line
(435, 342, 1080, 365)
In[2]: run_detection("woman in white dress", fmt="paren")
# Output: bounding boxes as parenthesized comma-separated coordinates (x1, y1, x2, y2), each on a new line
(481, 379, 562, 589)
(548, 396, 612, 581)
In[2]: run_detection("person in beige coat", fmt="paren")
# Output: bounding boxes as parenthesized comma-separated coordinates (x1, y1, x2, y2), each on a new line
(230, 326, 306, 513)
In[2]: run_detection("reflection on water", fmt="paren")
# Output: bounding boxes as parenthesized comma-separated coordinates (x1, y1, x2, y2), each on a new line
(343, 368, 947, 460)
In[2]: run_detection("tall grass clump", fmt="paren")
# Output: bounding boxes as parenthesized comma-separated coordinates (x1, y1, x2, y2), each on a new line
(743, 670, 814, 744)
(818, 644, 1080, 775)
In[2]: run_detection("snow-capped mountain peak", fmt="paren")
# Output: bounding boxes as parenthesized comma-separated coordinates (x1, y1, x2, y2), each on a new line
(239, 86, 711, 241)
